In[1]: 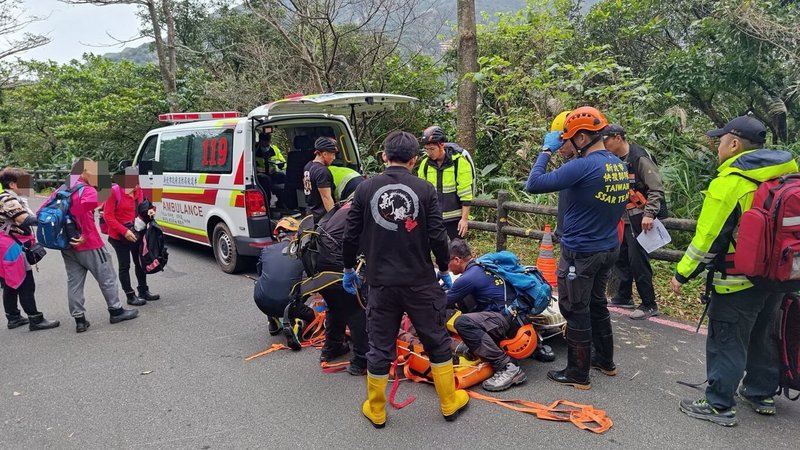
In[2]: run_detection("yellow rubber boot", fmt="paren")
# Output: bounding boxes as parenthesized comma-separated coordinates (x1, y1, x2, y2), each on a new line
(431, 360, 469, 421)
(361, 372, 388, 428)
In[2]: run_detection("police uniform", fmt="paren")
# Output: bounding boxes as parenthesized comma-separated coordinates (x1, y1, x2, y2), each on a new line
(343, 166, 451, 375)
(675, 149, 797, 411)
(417, 145, 473, 239)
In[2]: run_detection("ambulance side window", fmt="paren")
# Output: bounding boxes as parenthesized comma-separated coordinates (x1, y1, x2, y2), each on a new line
(138, 136, 158, 163)
(189, 128, 233, 174)
(159, 131, 191, 173)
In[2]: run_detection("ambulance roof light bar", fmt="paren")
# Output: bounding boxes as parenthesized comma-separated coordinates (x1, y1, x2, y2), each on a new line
(158, 111, 241, 123)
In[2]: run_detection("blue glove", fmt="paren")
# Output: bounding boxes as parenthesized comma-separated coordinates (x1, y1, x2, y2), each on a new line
(438, 271, 453, 290)
(542, 131, 564, 152)
(342, 268, 361, 296)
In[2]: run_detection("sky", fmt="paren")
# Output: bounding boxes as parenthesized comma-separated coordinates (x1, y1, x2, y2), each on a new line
(16, 0, 142, 63)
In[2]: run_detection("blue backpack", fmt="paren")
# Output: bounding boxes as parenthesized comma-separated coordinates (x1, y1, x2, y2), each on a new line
(475, 251, 552, 317)
(36, 183, 84, 250)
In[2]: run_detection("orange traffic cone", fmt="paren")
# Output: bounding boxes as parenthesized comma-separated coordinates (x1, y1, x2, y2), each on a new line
(536, 224, 557, 288)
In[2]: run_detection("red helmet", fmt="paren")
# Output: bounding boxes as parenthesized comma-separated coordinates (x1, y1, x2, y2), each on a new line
(561, 106, 609, 140)
(499, 323, 538, 359)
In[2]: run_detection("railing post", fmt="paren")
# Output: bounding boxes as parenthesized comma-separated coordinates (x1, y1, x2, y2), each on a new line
(495, 190, 508, 251)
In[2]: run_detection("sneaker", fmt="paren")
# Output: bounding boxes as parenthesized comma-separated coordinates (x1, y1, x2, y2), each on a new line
(679, 398, 737, 427)
(454, 342, 476, 360)
(267, 317, 282, 336)
(532, 343, 556, 363)
(609, 297, 636, 309)
(736, 388, 776, 415)
(347, 358, 367, 376)
(630, 306, 659, 320)
(319, 342, 350, 362)
(482, 362, 527, 392)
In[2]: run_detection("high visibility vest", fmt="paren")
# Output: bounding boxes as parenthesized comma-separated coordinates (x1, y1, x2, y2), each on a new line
(417, 151, 474, 221)
(328, 166, 361, 201)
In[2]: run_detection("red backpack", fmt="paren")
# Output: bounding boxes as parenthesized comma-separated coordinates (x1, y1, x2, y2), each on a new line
(734, 174, 800, 291)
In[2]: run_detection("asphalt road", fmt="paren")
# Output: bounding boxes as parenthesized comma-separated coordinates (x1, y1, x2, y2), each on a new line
(1, 202, 799, 448)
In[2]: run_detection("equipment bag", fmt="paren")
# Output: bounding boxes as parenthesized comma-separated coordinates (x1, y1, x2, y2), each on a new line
(778, 293, 800, 400)
(139, 220, 168, 274)
(474, 251, 552, 316)
(734, 174, 800, 291)
(36, 183, 84, 250)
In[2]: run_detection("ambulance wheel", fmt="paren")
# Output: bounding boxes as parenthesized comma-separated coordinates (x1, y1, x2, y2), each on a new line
(212, 222, 244, 274)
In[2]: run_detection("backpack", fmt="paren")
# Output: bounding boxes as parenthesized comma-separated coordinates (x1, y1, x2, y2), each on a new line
(733, 173, 800, 291)
(423, 143, 477, 197)
(98, 183, 123, 235)
(626, 144, 668, 219)
(139, 219, 168, 274)
(474, 251, 552, 318)
(36, 183, 84, 250)
(778, 293, 800, 400)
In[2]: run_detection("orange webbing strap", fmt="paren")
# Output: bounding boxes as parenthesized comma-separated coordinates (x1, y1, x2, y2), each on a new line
(388, 358, 416, 409)
(466, 391, 613, 434)
(320, 361, 349, 373)
(244, 343, 290, 361)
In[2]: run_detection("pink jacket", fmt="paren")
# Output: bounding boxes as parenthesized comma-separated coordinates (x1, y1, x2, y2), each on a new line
(68, 179, 105, 252)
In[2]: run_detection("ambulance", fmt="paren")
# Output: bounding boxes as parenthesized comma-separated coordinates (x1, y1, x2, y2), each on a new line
(129, 92, 417, 273)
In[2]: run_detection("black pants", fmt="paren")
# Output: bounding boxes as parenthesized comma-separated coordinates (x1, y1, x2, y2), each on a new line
(320, 283, 368, 362)
(705, 288, 783, 410)
(615, 214, 657, 308)
(109, 237, 146, 293)
(366, 282, 451, 375)
(444, 221, 460, 241)
(454, 311, 513, 370)
(558, 248, 618, 354)
(2, 270, 38, 316)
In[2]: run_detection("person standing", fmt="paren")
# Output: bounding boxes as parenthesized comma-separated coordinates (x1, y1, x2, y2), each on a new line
(328, 165, 364, 202)
(303, 137, 338, 223)
(417, 126, 474, 239)
(603, 124, 667, 319)
(550, 111, 575, 243)
(0, 168, 60, 331)
(342, 130, 468, 428)
(525, 107, 628, 390)
(103, 175, 159, 306)
(672, 116, 797, 426)
(59, 159, 138, 333)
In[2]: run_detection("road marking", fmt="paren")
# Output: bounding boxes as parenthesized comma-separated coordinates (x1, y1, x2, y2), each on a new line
(609, 306, 708, 336)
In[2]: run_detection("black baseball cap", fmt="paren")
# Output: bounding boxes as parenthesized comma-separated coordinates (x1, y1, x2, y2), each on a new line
(706, 116, 767, 144)
(314, 137, 339, 153)
(604, 123, 625, 137)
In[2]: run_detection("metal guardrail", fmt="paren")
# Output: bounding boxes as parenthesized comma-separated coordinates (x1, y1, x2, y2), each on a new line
(468, 190, 698, 262)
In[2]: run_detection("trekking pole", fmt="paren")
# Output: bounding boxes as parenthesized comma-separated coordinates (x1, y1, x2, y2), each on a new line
(695, 266, 715, 333)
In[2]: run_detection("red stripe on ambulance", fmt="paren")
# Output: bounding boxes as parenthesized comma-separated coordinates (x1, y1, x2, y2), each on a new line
(233, 155, 244, 185)
(162, 190, 218, 205)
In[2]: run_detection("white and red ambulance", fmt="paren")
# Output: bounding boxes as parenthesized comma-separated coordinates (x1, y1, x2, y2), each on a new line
(130, 92, 416, 273)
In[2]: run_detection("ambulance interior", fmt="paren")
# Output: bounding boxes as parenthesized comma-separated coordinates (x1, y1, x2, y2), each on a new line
(253, 120, 360, 218)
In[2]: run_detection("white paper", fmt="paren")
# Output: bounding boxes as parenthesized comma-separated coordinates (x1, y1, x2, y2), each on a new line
(636, 218, 672, 253)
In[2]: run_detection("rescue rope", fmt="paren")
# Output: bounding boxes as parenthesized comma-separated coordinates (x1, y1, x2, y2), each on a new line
(466, 391, 613, 434)
(388, 359, 417, 409)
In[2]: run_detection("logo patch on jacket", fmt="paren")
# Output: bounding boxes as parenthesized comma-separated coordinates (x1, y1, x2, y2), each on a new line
(370, 184, 419, 232)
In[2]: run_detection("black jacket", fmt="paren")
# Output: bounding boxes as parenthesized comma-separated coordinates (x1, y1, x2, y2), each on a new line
(343, 165, 449, 286)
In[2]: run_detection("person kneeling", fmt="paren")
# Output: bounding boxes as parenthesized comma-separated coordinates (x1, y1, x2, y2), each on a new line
(446, 239, 554, 392)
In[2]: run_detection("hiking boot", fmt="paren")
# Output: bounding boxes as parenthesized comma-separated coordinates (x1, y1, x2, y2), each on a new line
(284, 324, 302, 351)
(482, 362, 527, 392)
(630, 306, 659, 320)
(679, 398, 737, 427)
(454, 341, 476, 360)
(138, 288, 160, 301)
(347, 358, 367, 376)
(125, 291, 146, 306)
(109, 307, 139, 324)
(267, 316, 282, 336)
(736, 388, 776, 415)
(609, 297, 635, 309)
(319, 342, 350, 362)
(28, 313, 60, 331)
(532, 343, 556, 362)
(6, 313, 28, 329)
(75, 316, 91, 333)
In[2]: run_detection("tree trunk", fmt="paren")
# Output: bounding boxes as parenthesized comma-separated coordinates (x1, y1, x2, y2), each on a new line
(147, 0, 179, 112)
(456, 0, 478, 154)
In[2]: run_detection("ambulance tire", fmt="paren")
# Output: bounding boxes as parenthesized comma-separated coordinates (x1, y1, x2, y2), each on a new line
(212, 222, 245, 274)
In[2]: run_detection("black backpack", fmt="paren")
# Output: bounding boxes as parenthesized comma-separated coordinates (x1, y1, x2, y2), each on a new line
(139, 220, 168, 274)
(778, 293, 800, 400)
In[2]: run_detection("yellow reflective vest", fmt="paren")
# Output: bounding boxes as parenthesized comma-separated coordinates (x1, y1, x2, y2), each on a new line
(417, 152, 474, 222)
(675, 149, 798, 294)
(328, 166, 361, 201)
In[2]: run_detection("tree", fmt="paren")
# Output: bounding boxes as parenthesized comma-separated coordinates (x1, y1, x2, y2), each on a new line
(0, 0, 51, 62)
(456, 0, 478, 153)
(63, 0, 180, 112)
